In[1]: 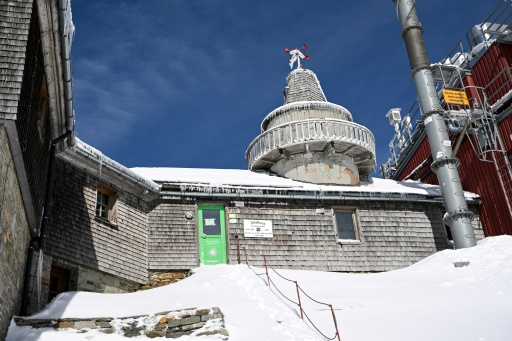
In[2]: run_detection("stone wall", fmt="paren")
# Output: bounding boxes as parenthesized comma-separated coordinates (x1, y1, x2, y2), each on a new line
(24, 254, 141, 315)
(14, 307, 228, 339)
(0, 126, 31, 339)
(141, 271, 189, 290)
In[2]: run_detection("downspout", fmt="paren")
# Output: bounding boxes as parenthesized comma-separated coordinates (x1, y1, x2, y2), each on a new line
(58, 0, 75, 146)
(20, 131, 71, 315)
(394, 0, 476, 249)
(21, 0, 75, 314)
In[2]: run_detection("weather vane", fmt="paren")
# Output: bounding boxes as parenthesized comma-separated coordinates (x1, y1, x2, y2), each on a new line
(284, 44, 310, 69)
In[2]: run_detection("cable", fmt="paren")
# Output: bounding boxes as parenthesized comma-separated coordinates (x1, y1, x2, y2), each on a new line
(302, 309, 338, 340)
(298, 285, 331, 307)
(268, 263, 296, 283)
(267, 277, 298, 306)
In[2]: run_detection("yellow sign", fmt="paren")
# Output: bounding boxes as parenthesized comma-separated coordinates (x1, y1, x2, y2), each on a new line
(442, 89, 469, 105)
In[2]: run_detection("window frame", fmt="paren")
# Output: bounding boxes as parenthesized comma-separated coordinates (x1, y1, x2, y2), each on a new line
(332, 206, 361, 244)
(95, 183, 118, 225)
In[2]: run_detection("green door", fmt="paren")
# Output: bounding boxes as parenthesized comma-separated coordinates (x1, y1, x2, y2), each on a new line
(198, 205, 227, 265)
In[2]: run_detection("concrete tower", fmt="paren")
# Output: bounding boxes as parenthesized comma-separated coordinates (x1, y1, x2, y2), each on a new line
(246, 67, 376, 185)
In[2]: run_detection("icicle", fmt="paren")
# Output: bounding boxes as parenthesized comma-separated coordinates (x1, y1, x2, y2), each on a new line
(98, 156, 103, 180)
(36, 250, 44, 311)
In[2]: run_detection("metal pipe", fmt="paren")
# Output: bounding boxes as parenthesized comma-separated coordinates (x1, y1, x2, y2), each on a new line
(480, 0, 507, 28)
(20, 238, 37, 316)
(20, 130, 71, 316)
(394, 0, 476, 249)
(452, 121, 470, 158)
(73, 138, 161, 194)
(58, 0, 75, 145)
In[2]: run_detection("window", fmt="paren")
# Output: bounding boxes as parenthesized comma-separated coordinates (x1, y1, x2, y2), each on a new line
(333, 208, 360, 242)
(96, 183, 117, 224)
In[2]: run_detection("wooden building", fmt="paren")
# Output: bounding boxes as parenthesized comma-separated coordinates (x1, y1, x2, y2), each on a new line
(0, 0, 489, 338)
(133, 167, 484, 272)
(0, 0, 75, 337)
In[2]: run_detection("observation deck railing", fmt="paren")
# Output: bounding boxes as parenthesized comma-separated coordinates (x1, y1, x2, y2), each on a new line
(246, 119, 375, 171)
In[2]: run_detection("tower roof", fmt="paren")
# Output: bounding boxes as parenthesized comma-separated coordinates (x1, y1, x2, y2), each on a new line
(283, 68, 327, 104)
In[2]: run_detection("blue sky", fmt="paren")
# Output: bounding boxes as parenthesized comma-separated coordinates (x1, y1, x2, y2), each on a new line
(70, 0, 500, 174)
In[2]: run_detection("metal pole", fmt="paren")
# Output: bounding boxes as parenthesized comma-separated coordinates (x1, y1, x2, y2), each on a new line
(394, 0, 476, 249)
(236, 235, 241, 264)
(263, 255, 270, 286)
(243, 247, 248, 265)
(295, 281, 304, 319)
(329, 304, 341, 341)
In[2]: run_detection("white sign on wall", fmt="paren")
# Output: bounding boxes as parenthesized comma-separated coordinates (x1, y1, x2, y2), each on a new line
(243, 219, 273, 238)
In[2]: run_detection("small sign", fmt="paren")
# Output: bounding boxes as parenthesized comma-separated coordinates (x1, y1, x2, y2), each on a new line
(243, 219, 273, 238)
(229, 218, 237, 223)
(204, 218, 216, 226)
(442, 89, 469, 105)
(228, 213, 237, 219)
(442, 140, 452, 147)
(234, 201, 245, 207)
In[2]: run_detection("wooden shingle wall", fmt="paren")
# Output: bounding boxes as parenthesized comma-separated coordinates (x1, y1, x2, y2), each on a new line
(148, 198, 198, 270)
(11, 2, 53, 223)
(0, 0, 32, 120)
(149, 195, 484, 273)
(47, 159, 150, 284)
(228, 200, 484, 272)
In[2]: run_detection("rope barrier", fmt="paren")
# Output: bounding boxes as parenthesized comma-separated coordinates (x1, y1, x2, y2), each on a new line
(302, 308, 338, 340)
(267, 277, 299, 306)
(241, 247, 341, 341)
(298, 285, 331, 307)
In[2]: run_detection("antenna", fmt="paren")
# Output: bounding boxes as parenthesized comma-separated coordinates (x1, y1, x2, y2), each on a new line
(284, 44, 310, 69)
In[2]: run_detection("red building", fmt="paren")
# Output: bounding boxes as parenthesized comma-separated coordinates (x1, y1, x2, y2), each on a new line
(382, 9, 512, 237)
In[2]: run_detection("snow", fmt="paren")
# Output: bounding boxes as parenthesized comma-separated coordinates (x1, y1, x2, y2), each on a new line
(8, 236, 512, 340)
(130, 167, 480, 199)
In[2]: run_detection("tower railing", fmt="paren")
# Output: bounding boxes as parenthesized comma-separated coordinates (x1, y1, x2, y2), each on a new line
(246, 118, 375, 171)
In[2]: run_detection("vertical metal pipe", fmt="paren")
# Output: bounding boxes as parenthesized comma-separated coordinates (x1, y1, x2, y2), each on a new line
(394, 0, 476, 249)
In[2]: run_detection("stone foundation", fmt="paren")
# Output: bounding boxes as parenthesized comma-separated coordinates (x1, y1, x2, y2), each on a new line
(140, 271, 189, 290)
(14, 307, 228, 339)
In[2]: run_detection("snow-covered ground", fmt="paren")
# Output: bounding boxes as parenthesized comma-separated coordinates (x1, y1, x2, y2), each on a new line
(7, 236, 512, 340)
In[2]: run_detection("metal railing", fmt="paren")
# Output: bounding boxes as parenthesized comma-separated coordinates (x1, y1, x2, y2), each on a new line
(246, 119, 375, 170)
(485, 66, 512, 106)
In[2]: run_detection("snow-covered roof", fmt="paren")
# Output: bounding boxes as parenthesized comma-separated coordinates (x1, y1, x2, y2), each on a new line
(130, 167, 479, 200)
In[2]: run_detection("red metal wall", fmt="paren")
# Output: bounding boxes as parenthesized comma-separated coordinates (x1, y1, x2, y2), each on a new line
(393, 43, 512, 236)
(471, 43, 512, 105)
(396, 128, 512, 236)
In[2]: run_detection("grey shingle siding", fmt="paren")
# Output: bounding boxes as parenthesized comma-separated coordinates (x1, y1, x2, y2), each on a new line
(48, 159, 150, 284)
(148, 196, 484, 272)
(0, 0, 31, 119)
(148, 198, 198, 270)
